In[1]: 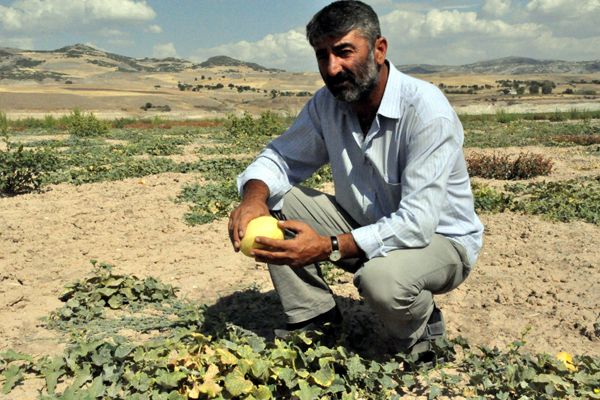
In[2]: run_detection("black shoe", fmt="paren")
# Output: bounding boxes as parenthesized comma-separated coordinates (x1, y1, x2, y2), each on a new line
(405, 306, 446, 368)
(274, 306, 342, 339)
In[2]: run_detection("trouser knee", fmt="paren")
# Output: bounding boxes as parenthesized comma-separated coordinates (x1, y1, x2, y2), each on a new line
(354, 262, 423, 322)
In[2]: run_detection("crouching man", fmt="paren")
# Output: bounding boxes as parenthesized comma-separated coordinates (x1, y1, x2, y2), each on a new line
(228, 0, 484, 360)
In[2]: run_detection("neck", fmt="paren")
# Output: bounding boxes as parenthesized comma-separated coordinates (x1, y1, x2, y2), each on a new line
(351, 61, 389, 128)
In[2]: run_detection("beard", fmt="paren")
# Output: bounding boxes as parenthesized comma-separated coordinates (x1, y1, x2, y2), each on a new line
(324, 51, 380, 103)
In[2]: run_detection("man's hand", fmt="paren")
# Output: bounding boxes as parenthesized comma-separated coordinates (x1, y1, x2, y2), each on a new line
(229, 180, 270, 252)
(251, 220, 331, 268)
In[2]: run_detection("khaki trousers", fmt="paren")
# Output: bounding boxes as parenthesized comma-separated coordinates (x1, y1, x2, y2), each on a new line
(269, 186, 471, 348)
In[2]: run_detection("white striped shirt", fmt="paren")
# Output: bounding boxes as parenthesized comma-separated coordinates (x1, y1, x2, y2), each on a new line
(238, 62, 484, 268)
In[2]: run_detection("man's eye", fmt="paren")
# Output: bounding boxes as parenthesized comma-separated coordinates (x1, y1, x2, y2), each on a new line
(315, 52, 327, 61)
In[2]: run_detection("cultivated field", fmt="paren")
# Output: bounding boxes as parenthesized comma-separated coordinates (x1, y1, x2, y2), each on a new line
(0, 71, 599, 398)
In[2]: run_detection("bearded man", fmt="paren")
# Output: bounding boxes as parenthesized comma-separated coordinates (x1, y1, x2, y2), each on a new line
(228, 0, 484, 361)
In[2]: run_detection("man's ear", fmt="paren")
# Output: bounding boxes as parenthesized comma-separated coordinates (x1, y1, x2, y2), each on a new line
(374, 36, 388, 65)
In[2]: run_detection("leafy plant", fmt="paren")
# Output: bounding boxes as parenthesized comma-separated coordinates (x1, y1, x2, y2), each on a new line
(472, 182, 512, 212)
(65, 109, 109, 137)
(467, 152, 553, 179)
(0, 113, 59, 195)
(177, 181, 240, 225)
(2, 267, 600, 399)
(507, 176, 600, 224)
(552, 134, 600, 146)
(225, 111, 290, 152)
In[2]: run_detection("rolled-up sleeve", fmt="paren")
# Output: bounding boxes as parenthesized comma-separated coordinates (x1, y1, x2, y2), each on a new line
(351, 116, 462, 259)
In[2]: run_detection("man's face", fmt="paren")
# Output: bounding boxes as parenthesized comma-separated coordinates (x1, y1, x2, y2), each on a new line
(313, 30, 380, 103)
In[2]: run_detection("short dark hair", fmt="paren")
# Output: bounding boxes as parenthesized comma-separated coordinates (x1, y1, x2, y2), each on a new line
(306, 1, 381, 48)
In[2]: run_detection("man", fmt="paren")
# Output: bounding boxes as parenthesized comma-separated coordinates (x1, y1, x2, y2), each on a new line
(228, 0, 484, 358)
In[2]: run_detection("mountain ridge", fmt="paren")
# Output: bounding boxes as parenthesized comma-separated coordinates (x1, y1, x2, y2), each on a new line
(398, 56, 600, 74)
(1, 44, 599, 81)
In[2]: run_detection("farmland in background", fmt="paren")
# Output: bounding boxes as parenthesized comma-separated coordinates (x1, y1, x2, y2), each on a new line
(1, 108, 599, 398)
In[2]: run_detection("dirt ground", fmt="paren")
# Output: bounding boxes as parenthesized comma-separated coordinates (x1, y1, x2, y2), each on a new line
(1, 140, 599, 369)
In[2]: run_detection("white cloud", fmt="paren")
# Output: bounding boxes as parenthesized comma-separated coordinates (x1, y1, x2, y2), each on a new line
(524, 0, 600, 38)
(0, 0, 156, 32)
(153, 42, 177, 58)
(482, 0, 511, 16)
(381, 9, 544, 41)
(376, 6, 600, 66)
(192, 28, 315, 71)
(526, 0, 598, 17)
(146, 24, 162, 34)
(99, 28, 125, 37)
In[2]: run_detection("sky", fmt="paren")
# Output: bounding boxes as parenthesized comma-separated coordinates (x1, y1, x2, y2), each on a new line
(0, 0, 599, 72)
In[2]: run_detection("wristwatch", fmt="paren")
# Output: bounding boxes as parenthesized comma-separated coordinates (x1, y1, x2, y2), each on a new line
(329, 236, 342, 262)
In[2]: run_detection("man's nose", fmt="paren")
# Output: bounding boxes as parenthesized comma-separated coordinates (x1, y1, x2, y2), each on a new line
(325, 54, 343, 77)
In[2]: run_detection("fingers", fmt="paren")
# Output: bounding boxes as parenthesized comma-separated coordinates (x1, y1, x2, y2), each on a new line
(228, 210, 241, 251)
(278, 219, 308, 233)
(228, 202, 270, 252)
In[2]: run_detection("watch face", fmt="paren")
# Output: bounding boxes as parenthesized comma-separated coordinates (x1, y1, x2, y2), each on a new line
(329, 250, 342, 262)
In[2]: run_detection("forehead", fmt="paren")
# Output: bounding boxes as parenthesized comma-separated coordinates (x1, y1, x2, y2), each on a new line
(312, 29, 369, 51)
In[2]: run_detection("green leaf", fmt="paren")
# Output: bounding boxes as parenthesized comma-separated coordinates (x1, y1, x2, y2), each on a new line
(250, 359, 270, 380)
(2, 364, 23, 394)
(96, 287, 118, 298)
(0, 349, 33, 363)
(224, 369, 254, 396)
(294, 379, 321, 400)
(114, 343, 136, 360)
(41, 357, 66, 395)
(103, 277, 125, 287)
(197, 380, 222, 398)
(70, 364, 92, 390)
(273, 367, 296, 388)
(155, 369, 187, 389)
(107, 294, 124, 309)
(86, 376, 105, 397)
(311, 365, 335, 388)
(253, 384, 273, 400)
(346, 355, 366, 379)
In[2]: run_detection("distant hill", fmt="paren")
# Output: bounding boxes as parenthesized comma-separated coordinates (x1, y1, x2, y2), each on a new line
(199, 55, 282, 72)
(398, 56, 600, 75)
(0, 44, 281, 81)
(1, 44, 599, 81)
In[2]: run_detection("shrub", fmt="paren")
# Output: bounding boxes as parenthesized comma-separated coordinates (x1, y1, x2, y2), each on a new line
(177, 181, 239, 225)
(467, 152, 553, 180)
(529, 83, 540, 94)
(552, 135, 600, 146)
(0, 116, 59, 195)
(507, 176, 600, 224)
(495, 109, 517, 123)
(472, 182, 512, 212)
(226, 111, 289, 151)
(65, 109, 109, 137)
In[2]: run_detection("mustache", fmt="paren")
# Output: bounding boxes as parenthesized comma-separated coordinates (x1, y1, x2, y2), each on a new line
(325, 71, 356, 87)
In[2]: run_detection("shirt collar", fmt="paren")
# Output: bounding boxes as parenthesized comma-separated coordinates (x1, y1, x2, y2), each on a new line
(376, 61, 403, 120)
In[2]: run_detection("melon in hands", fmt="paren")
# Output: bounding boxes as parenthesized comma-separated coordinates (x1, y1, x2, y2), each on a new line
(240, 216, 284, 257)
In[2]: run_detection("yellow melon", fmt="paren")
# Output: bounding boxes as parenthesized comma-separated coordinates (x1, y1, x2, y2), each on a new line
(240, 216, 284, 257)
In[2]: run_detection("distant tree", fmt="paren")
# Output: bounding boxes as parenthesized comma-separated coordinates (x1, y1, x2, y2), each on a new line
(516, 86, 525, 95)
(541, 81, 553, 95)
(529, 82, 540, 94)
